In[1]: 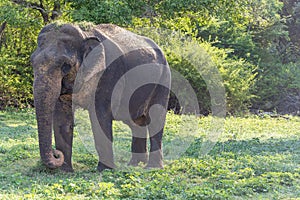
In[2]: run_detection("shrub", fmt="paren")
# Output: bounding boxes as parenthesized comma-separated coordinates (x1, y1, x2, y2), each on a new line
(0, 1, 42, 109)
(131, 18, 257, 114)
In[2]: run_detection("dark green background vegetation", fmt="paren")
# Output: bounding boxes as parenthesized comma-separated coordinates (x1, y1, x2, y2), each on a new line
(0, 0, 300, 114)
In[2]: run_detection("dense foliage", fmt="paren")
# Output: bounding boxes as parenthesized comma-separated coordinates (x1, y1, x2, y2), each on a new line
(0, 1, 39, 108)
(0, 0, 70, 108)
(0, 0, 299, 114)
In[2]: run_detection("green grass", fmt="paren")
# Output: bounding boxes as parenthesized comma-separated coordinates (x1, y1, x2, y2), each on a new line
(1, 109, 300, 199)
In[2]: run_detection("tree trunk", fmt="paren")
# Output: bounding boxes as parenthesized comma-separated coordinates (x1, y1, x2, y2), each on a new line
(0, 21, 7, 51)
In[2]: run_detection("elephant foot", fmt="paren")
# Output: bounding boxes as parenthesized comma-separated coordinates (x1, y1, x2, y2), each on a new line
(128, 153, 148, 167)
(97, 161, 116, 172)
(60, 163, 74, 172)
(145, 151, 163, 169)
(145, 162, 164, 169)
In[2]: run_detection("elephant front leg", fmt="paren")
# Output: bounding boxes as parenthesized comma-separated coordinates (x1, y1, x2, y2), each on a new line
(89, 109, 116, 172)
(53, 97, 74, 172)
(128, 124, 148, 166)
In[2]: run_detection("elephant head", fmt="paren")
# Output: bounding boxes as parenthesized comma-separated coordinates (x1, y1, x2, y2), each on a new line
(31, 23, 103, 169)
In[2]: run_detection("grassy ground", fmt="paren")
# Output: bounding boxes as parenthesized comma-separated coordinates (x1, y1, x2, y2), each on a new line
(0, 109, 300, 199)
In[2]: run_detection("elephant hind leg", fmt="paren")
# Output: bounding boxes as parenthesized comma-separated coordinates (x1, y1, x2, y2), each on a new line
(145, 85, 169, 169)
(146, 128, 164, 169)
(128, 112, 165, 169)
(127, 120, 149, 166)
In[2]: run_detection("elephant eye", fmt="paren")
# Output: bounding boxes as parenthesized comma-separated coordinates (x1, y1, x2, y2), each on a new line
(62, 63, 72, 75)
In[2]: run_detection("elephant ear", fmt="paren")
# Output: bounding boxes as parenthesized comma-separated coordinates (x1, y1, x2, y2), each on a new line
(74, 37, 105, 93)
(81, 37, 105, 82)
(83, 37, 101, 57)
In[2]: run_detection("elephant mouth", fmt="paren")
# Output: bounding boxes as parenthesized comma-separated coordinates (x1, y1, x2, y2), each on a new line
(59, 88, 94, 110)
(59, 94, 72, 102)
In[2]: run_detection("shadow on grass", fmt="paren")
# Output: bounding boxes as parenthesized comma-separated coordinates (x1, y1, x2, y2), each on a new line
(0, 111, 37, 140)
(186, 136, 300, 158)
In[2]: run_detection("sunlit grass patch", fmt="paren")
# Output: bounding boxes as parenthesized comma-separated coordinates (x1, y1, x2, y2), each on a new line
(0, 109, 300, 199)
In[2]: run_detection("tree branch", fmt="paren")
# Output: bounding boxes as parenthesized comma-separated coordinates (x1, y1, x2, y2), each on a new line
(51, 0, 62, 20)
(0, 21, 7, 37)
(0, 21, 7, 51)
(11, 0, 49, 24)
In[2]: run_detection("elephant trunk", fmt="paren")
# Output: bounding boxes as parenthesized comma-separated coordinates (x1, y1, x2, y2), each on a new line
(33, 76, 64, 169)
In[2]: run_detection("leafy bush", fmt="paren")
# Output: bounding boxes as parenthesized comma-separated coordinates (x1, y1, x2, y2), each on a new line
(131, 18, 257, 114)
(253, 60, 300, 112)
(69, 0, 146, 25)
(0, 0, 298, 115)
(0, 1, 42, 108)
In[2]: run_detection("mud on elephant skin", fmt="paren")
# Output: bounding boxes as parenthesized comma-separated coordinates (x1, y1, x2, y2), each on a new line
(31, 22, 171, 172)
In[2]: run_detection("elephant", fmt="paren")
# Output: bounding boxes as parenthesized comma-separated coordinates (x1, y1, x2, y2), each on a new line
(31, 22, 171, 172)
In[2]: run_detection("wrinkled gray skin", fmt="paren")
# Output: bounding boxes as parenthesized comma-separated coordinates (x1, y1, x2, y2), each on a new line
(31, 23, 170, 172)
